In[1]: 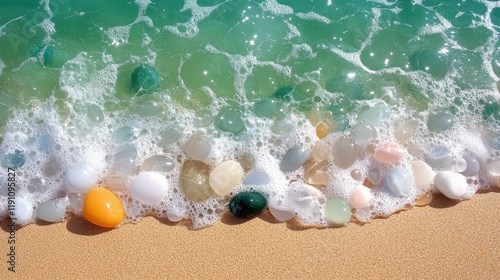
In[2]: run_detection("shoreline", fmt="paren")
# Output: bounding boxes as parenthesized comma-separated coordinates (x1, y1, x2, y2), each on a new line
(0, 190, 498, 278)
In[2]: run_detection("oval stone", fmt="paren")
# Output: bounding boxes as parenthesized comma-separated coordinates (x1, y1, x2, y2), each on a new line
(461, 155, 480, 176)
(180, 160, 213, 202)
(356, 104, 391, 125)
(485, 159, 500, 176)
(425, 146, 453, 169)
(243, 170, 271, 185)
(1, 149, 25, 169)
(215, 109, 245, 134)
(209, 160, 244, 196)
(325, 197, 351, 225)
(36, 197, 68, 222)
(229, 192, 267, 218)
(373, 141, 404, 165)
(65, 163, 98, 193)
(350, 124, 377, 147)
(333, 136, 359, 169)
(83, 187, 125, 228)
(131, 172, 169, 205)
(10, 197, 33, 225)
(427, 112, 455, 132)
(183, 134, 211, 161)
(411, 160, 435, 190)
(434, 171, 467, 199)
(383, 167, 413, 196)
(131, 64, 161, 95)
(280, 147, 310, 172)
(349, 185, 373, 208)
(142, 155, 175, 172)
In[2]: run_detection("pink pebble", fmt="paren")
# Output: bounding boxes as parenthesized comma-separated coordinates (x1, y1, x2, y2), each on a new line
(373, 141, 404, 165)
(349, 185, 373, 208)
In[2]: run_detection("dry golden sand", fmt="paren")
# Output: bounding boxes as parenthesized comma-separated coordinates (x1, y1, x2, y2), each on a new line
(1, 191, 499, 279)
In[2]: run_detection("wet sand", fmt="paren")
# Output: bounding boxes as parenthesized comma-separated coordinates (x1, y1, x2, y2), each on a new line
(1, 191, 499, 279)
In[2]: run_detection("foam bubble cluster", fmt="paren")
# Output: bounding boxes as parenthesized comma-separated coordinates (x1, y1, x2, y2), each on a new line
(0, 0, 499, 229)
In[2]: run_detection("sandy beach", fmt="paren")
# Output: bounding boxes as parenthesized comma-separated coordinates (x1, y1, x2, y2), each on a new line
(0, 190, 498, 279)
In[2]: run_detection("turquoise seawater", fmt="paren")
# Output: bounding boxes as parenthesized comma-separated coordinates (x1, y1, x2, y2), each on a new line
(0, 0, 499, 228)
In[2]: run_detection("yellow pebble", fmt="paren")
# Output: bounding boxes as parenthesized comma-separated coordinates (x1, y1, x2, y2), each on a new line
(83, 187, 125, 228)
(316, 122, 331, 139)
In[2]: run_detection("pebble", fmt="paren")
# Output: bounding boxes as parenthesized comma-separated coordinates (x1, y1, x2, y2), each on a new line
(427, 112, 455, 132)
(289, 182, 326, 224)
(356, 104, 391, 125)
(65, 163, 98, 193)
(394, 119, 418, 143)
(209, 160, 244, 195)
(280, 147, 310, 172)
(215, 109, 245, 134)
(425, 146, 453, 169)
(241, 152, 256, 169)
(142, 155, 175, 172)
(349, 185, 373, 208)
(304, 160, 331, 186)
(383, 167, 413, 196)
(311, 141, 331, 162)
(36, 197, 68, 222)
(485, 159, 500, 176)
(325, 197, 351, 225)
(351, 169, 362, 181)
(411, 160, 435, 190)
(415, 192, 433, 206)
(83, 187, 125, 228)
(131, 64, 161, 95)
(131, 172, 168, 205)
(461, 155, 480, 176)
(434, 171, 467, 199)
(316, 122, 331, 139)
(451, 158, 468, 173)
(350, 124, 377, 147)
(269, 207, 294, 222)
(373, 142, 404, 165)
(367, 169, 381, 184)
(10, 197, 33, 225)
(243, 170, 271, 185)
(180, 160, 213, 202)
(112, 126, 134, 144)
(110, 144, 137, 176)
(1, 149, 25, 169)
(229, 192, 267, 218)
(332, 136, 359, 169)
(253, 98, 277, 118)
(183, 134, 211, 161)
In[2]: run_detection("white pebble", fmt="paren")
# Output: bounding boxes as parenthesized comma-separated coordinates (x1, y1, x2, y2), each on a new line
(485, 159, 500, 176)
(11, 197, 33, 225)
(434, 171, 467, 199)
(269, 207, 294, 222)
(131, 172, 168, 204)
(289, 182, 326, 225)
(209, 160, 244, 195)
(65, 163, 98, 193)
(36, 197, 68, 222)
(349, 185, 373, 208)
(411, 160, 435, 190)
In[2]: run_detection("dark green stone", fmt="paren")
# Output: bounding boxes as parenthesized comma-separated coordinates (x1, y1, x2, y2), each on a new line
(43, 46, 70, 68)
(131, 64, 161, 95)
(229, 192, 267, 218)
(409, 49, 448, 79)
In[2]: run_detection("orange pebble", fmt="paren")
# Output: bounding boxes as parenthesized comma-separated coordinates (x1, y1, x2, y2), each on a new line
(83, 187, 125, 228)
(316, 122, 331, 139)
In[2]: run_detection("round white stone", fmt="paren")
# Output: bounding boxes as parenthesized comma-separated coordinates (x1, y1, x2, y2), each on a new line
(65, 163, 98, 193)
(36, 197, 68, 222)
(131, 172, 168, 204)
(434, 171, 467, 199)
(411, 160, 435, 190)
(11, 197, 33, 225)
(349, 185, 373, 208)
(209, 160, 244, 195)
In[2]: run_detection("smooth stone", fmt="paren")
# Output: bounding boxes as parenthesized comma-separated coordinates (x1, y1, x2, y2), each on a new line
(427, 112, 455, 132)
(65, 163, 98, 193)
(289, 182, 326, 224)
(110, 144, 137, 175)
(271, 120, 295, 135)
(253, 98, 277, 118)
(461, 155, 480, 176)
(43, 158, 61, 176)
(43, 46, 70, 68)
(1, 149, 25, 169)
(351, 169, 362, 181)
(131, 64, 161, 95)
(159, 126, 181, 145)
(10, 197, 33, 224)
(241, 152, 256, 169)
(183, 134, 211, 161)
(415, 192, 433, 206)
(269, 207, 294, 222)
(310, 141, 331, 162)
(383, 167, 413, 196)
(434, 171, 467, 199)
(280, 147, 310, 172)
(349, 185, 373, 209)
(367, 169, 381, 184)
(315, 122, 331, 139)
(330, 115, 350, 132)
(215, 109, 245, 134)
(142, 155, 175, 172)
(325, 197, 351, 225)
(425, 146, 453, 169)
(229, 192, 267, 218)
(106, 175, 129, 192)
(166, 211, 188, 223)
(209, 160, 244, 196)
(350, 124, 377, 147)
(67, 193, 84, 213)
(485, 159, 500, 176)
(305, 160, 331, 186)
(180, 160, 213, 202)
(112, 126, 134, 144)
(356, 104, 390, 125)
(131, 172, 168, 205)
(373, 142, 404, 165)
(332, 136, 359, 169)
(83, 187, 125, 228)
(409, 49, 448, 79)
(451, 158, 467, 173)
(36, 197, 68, 222)
(394, 119, 419, 143)
(243, 170, 271, 185)
(411, 160, 435, 190)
